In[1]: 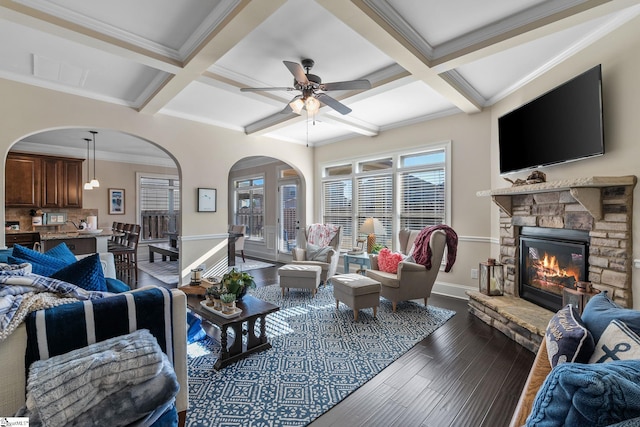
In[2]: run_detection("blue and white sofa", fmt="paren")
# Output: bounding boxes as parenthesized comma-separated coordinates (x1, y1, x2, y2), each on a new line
(0, 245, 188, 425)
(510, 292, 640, 427)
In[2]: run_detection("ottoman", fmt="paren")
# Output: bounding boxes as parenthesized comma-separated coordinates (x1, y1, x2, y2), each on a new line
(332, 273, 381, 321)
(278, 264, 322, 297)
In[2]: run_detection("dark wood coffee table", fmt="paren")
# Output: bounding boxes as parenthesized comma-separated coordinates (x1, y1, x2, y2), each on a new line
(187, 294, 280, 370)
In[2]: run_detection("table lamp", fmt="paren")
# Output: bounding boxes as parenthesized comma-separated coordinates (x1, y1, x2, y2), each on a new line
(360, 218, 385, 253)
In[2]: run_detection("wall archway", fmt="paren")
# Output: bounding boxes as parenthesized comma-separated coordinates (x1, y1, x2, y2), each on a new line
(229, 155, 307, 263)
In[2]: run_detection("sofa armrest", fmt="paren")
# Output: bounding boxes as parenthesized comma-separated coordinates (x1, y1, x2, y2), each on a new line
(369, 254, 379, 270)
(509, 340, 551, 427)
(292, 247, 306, 261)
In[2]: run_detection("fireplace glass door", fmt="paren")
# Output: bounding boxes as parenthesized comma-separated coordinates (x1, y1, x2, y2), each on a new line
(519, 229, 588, 312)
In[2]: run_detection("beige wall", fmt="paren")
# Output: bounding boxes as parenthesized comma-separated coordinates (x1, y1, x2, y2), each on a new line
(491, 15, 640, 307)
(80, 159, 178, 229)
(315, 110, 494, 298)
(0, 79, 313, 284)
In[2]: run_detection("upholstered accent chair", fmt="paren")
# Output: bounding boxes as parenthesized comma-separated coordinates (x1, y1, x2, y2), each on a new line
(292, 224, 342, 284)
(366, 229, 446, 312)
(229, 225, 246, 262)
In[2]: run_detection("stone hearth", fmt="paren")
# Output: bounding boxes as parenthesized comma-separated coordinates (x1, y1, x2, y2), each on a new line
(471, 176, 637, 352)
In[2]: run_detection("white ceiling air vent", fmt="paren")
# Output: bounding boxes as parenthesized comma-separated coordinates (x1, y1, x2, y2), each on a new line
(33, 54, 88, 87)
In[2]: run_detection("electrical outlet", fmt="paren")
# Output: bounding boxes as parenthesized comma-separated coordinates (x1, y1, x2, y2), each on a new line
(471, 268, 478, 279)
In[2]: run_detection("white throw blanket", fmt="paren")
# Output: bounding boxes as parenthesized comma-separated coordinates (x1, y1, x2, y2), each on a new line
(0, 263, 109, 341)
(17, 329, 179, 427)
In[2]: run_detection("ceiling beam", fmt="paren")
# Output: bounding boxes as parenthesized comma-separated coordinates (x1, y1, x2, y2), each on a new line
(318, 0, 482, 114)
(431, 0, 633, 73)
(138, 0, 286, 114)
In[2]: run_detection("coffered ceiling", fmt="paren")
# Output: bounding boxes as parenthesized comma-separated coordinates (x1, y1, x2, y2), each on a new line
(2, 0, 639, 156)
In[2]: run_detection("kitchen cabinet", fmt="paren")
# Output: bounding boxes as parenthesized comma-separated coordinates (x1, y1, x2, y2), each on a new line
(6, 153, 83, 208)
(5, 154, 41, 207)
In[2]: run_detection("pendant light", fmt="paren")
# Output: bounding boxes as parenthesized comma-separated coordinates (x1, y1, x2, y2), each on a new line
(89, 130, 100, 188)
(83, 138, 93, 190)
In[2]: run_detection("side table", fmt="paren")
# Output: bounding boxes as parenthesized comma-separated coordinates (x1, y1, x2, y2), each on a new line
(343, 252, 371, 274)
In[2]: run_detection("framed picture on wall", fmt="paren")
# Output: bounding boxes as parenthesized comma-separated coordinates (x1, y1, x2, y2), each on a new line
(198, 188, 216, 212)
(109, 188, 125, 215)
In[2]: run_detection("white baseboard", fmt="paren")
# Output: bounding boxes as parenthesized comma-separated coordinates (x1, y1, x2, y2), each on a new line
(432, 281, 473, 300)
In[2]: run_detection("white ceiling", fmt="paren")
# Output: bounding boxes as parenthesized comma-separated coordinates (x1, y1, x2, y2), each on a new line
(3, 0, 640, 158)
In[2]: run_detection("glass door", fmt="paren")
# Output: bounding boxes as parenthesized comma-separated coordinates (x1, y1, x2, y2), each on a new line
(278, 182, 298, 257)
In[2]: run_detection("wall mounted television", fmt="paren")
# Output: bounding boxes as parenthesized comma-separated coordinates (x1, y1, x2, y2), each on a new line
(498, 64, 604, 175)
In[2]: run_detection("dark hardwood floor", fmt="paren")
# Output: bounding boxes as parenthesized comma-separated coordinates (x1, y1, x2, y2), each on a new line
(129, 259, 535, 427)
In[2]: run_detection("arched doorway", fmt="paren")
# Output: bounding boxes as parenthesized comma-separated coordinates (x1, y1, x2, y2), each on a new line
(6, 128, 180, 260)
(229, 156, 305, 263)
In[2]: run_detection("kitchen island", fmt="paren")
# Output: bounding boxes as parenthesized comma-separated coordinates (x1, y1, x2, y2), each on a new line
(40, 229, 113, 254)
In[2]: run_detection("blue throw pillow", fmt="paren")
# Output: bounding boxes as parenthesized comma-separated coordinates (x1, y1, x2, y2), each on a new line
(43, 243, 78, 265)
(105, 278, 130, 293)
(545, 304, 594, 367)
(10, 244, 72, 276)
(0, 248, 12, 263)
(51, 253, 107, 292)
(582, 292, 640, 343)
(527, 360, 640, 427)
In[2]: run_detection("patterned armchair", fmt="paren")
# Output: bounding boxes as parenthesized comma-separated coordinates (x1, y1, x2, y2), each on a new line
(292, 224, 342, 284)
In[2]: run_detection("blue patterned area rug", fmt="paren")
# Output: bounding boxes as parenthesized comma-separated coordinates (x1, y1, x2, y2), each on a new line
(186, 284, 455, 427)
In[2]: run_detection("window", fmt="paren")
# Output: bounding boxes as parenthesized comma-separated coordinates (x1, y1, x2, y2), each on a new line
(234, 176, 264, 240)
(321, 143, 450, 251)
(399, 151, 446, 229)
(357, 173, 393, 248)
(138, 173, 180, 242)
(322, 179, 352, 249)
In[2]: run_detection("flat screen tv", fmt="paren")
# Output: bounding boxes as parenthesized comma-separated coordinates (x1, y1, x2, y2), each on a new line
(498, 65, 604, 175)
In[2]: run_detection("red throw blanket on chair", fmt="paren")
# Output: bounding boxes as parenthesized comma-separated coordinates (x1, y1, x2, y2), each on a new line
(412, 225, 458, 272)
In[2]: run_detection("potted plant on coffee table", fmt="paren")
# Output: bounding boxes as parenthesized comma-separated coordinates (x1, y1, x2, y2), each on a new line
(205, 286, 222, 310)
(221, 268, 255, 300)
(220, 293, 236, 314)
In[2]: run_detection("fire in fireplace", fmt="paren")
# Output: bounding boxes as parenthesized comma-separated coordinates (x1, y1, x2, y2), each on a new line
(519, 227, 589, 312)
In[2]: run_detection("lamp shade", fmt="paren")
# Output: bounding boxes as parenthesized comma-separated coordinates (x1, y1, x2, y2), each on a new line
(290, 98, 304, 115)
(360, 218, 385, 235)
(305, 96, 320, 115)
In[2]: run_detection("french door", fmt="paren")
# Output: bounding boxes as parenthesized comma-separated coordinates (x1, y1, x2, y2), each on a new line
(278, 182, 299, 260)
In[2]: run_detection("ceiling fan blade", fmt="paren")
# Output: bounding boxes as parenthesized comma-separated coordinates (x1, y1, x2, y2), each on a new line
(283, 61, 309, 86)
(240, 87, 295, 92)
(320, 79, 371, 91)
(316, 93, 352, 115)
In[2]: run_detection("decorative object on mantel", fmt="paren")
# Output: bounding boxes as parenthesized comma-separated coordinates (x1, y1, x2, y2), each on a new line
(479, 258, 504, 296)
(503, 170, 547, 187)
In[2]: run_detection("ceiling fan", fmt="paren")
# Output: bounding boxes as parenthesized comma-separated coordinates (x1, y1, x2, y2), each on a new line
(240, 58, 371, 115)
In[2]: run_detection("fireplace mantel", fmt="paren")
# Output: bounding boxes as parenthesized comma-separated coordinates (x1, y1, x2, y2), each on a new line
(477, 176, 637, 219)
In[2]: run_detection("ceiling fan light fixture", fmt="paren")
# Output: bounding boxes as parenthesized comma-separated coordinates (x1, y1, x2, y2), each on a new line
(290, 98, 304, 115)
(305, 96, 320, 115)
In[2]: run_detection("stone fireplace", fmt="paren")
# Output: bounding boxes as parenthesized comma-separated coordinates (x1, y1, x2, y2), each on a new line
(468, 176, 636, 352)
